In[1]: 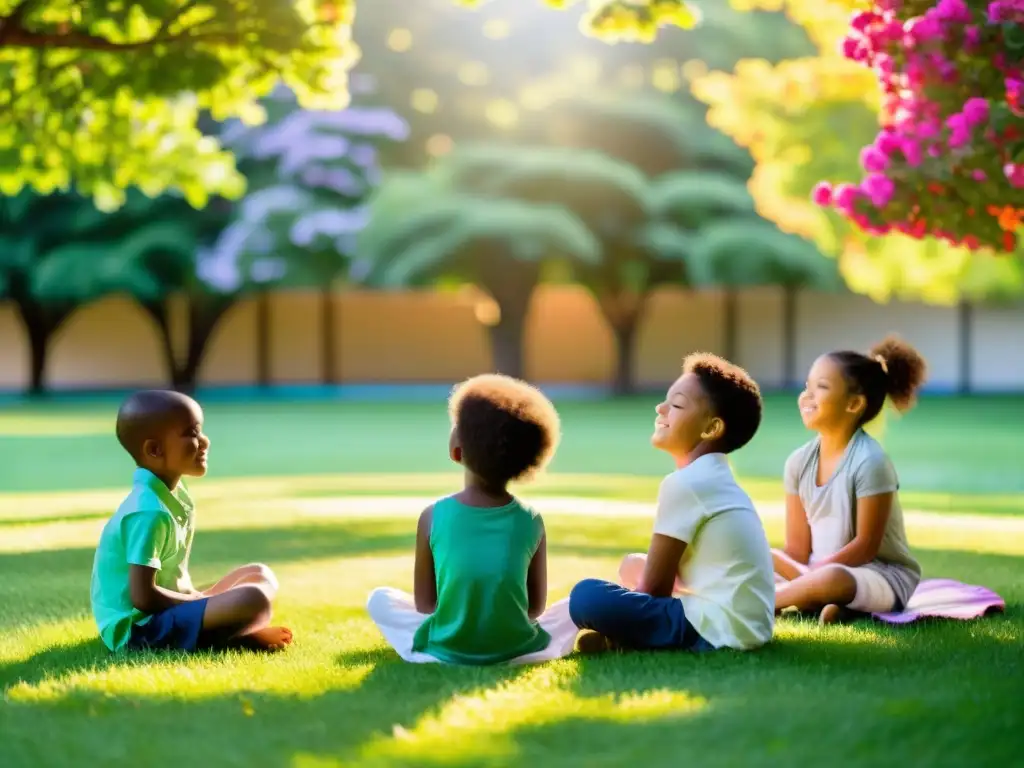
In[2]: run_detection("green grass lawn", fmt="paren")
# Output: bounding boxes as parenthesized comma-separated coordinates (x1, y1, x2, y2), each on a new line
(0, 483, 1021, 767)
(1, 394, 1024, 511)
(0, 395, 1022, 766)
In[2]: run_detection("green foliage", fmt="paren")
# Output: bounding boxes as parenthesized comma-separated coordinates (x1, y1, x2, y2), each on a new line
(0, 0, 357, 206)
(359, 159, 600, 288)
(0, 189, 206, 305)
(207, 79, 408, 289)
(689, 218, 843, 289)
(528, 92, 756, 178)
(357, 0, 813, 165)
(651, 171, 755, 228)
(451, 144, 651, 232)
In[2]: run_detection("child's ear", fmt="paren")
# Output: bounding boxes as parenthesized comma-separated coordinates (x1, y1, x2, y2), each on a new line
(448, 429, 462, 464)
(846, 394, 866, 417)
(142, 438, 163, 460)
(701, 417, 725, 442)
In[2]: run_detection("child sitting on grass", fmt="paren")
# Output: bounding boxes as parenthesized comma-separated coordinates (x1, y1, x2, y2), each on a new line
(367, 374, 578, 665)
(91, 390, 292, 653)
(773, 336, 927, 624)
(570, 354, 775, 653)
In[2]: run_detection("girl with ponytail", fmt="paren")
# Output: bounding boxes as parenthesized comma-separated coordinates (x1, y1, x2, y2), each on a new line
(773, 335, 929, 623)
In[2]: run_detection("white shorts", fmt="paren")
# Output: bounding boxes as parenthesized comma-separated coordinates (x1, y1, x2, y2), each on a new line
(836, 565, 898, 613)
(366, 587, 579, 665)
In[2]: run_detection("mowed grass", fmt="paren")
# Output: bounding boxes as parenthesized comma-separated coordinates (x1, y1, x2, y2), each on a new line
(1, 394, 1023, 514)
(0, 395, 1022, 766)
(1, 478, 1022, 768)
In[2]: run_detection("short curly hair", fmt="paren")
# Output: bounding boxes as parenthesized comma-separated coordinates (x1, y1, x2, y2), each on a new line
(682, 353, 763, 454)
(448, 374, 561, 485)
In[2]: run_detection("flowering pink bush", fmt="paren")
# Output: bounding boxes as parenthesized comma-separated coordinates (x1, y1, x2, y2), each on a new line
(814, 0, 1024, 252)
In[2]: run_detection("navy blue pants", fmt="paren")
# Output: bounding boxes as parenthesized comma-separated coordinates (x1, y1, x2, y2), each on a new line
(569, 579, 713, 652)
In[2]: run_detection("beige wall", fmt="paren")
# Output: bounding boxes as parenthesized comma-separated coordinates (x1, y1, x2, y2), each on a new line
(0, 287, 1020, 392)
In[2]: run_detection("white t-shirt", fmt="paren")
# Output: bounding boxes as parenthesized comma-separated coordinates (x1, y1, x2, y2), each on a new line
(652, 453, 775, 650)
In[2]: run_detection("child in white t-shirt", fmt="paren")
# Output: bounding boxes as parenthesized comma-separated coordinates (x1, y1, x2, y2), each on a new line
(569, 354, 775, 652)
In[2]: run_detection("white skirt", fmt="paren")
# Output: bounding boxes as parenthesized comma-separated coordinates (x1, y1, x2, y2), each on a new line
(366, 587, 580, 665)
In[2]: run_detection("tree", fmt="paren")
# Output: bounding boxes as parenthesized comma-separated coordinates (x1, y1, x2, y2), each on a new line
(357, 160, 601, 377)
(688, 218, 844, 384)
(452, 144, 657, 393)
(512, 93, 755, 393)
(359, 0, 813, 165)
(0, 0, 356, 206)
(195, 77, 409, 383)
(812, 1, 1023, 253)
(0, 189, 222, 393)
(691, 0, 1024, 304)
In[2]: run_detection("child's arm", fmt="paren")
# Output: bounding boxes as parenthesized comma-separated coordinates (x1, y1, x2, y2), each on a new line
(637, 534, 687, 597)
(413, 505, 437, 614)
(124, 510, 197, 614)
(526, 525, 547, 619)
(129, 565, 202, 614)
(810, 492, 892, 570)
(781, 450, 811, 564)
(811, 455, 898, 570)
(639, 475, 695, 597)
(782, 493, 812, 565)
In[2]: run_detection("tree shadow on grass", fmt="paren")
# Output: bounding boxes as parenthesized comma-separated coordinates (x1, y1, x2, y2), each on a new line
(1, 530, 1021, 766)
(0, 642, 529, 767)
(347, 617, 1023, 768)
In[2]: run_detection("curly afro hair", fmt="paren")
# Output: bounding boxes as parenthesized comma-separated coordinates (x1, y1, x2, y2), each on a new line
(682, 353, 763, 454)
(448, 374, 561, 486)
(830, 334, 928, 426)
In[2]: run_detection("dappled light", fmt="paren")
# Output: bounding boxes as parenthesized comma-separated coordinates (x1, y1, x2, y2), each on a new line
(1, 0, 1022, 764)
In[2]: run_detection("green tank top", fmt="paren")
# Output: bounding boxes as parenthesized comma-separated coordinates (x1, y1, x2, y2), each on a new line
(412, 496, 550, 665)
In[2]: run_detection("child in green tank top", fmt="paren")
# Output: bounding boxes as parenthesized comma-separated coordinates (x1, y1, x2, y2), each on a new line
(367, 374, 579, 665)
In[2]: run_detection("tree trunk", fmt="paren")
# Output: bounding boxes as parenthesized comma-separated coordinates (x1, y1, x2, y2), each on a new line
(957, 300, 972, 394)
(722, 289, 738, 363)
(139, 300, 180, 389)
(487, 317, 527, 379)
(177, 292, 237, 392)
(255, 289, 270, 388)
(610, 318, 641, 396)
(321, 284, 337, 385)
(595, 288, 649, 396)
(25, 318, 49, 397)
(477, 258, 540, 379)
(10, 271, 71, 397)
(782, 285, 798, 389)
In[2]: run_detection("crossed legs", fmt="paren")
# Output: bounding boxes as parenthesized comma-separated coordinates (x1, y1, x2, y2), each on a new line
(199, 564, 292, 651)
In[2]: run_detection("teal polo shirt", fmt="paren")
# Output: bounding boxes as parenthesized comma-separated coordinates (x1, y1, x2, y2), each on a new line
(90, 468, 196, 651)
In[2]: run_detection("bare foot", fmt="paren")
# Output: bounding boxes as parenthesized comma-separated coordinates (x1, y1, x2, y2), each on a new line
(246, 626, 293, 652)
(819, 604, 849, 625)
(576, 630, 614, 654)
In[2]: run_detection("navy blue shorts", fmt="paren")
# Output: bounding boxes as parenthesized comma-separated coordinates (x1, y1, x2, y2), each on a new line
(128, 598, 209, 652)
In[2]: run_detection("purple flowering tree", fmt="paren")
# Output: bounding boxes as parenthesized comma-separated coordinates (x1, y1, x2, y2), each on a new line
(195, 74, 409, 384)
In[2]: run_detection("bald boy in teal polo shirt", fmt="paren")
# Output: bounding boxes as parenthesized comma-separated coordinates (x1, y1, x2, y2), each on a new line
(91, 390, 292, 653)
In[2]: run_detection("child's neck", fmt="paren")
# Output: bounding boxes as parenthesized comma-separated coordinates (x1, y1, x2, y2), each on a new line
(142, 465, 181, 491)
(818, 425, 859, 459)
(672, 442, 719, 469)
(457, 473, 513, 508)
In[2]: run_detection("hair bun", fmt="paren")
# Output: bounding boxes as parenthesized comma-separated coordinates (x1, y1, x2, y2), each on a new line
(869, 335, 928, 411)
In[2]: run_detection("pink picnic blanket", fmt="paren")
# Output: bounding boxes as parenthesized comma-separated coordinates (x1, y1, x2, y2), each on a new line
(872, 578, 1005, 624)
